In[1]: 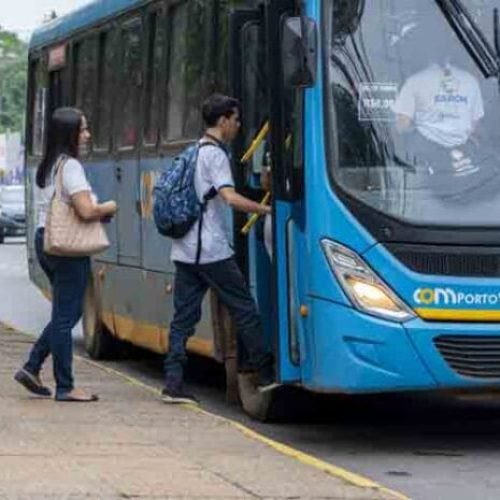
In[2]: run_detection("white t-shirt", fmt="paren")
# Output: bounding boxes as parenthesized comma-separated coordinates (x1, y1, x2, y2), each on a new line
(36, 157, 93, 228)
(170, 143, 234, 264)
(392, 64, 484, 147)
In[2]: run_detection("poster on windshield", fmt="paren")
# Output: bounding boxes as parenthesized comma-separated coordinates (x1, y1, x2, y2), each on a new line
(359, 83, 398, 122)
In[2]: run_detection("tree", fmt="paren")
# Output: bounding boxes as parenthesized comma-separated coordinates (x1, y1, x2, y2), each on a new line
(0, 27, 28, 135)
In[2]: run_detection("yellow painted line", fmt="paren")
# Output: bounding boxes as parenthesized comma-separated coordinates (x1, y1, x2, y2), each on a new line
(416, 308, 500, 322)
(2, 322, 408, 500)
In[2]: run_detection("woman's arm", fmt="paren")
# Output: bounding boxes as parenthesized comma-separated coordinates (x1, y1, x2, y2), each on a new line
(71, 191, 117, 221)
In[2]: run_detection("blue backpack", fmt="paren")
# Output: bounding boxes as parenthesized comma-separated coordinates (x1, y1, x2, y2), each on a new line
(153, 142, 219, 240)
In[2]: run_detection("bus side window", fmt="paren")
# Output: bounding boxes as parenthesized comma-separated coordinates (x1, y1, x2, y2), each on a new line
(73, 37, 97, 136)
(118, 19, 143, 149)
(30, 58, 48, 157)
(143, 8, 165, 147)
(94, 29, 115, 151)
(164, 0, 208, 142)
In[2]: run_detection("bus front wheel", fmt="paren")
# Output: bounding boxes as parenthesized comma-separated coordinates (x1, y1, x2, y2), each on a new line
(82, 277, 117, 360)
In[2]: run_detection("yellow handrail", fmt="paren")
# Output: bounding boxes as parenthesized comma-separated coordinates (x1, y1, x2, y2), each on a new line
(238, 121, 272, 236)
(240, 121, 270, 163)
(240, 192, 271, 235)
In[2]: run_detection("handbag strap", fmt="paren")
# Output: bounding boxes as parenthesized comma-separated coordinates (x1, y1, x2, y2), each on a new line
(52, 155, 68, 201)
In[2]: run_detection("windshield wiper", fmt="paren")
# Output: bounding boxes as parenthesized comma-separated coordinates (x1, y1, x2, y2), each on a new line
(436, 0, 499, 78)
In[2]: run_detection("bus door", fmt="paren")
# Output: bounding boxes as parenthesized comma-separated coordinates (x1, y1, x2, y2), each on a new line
(230, 4, 303, 383)
(114, 18, 143, 266)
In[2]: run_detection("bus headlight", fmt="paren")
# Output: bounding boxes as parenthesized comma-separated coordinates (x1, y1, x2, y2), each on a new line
(321, 240, 415, 322)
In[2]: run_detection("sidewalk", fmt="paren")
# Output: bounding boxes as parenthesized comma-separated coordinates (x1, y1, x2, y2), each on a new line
(0, 323, 400, 500)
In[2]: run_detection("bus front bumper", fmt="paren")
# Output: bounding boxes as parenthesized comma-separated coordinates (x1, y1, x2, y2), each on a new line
(304, 297, 500, 393)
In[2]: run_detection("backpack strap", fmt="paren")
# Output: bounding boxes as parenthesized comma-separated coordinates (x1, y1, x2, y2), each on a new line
(195, 186, 217, 265)
(196, 210, 203, 265)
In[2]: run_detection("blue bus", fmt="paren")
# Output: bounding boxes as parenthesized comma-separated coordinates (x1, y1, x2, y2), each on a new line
(26, 0, 500, 420)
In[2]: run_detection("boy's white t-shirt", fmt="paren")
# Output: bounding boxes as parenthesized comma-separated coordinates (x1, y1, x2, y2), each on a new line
(170, 143, 235, 265)
(36, 157, 93, 228)
(393, 63, 484, 147)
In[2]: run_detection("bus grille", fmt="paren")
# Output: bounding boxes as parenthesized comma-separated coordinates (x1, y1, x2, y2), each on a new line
(435, 335, 500, 379)
(386, 245, 500, 277)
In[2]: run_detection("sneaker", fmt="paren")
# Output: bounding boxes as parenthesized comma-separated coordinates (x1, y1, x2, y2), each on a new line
(258, 381, 281, 393)
(257, 371, 281, 393)
(14, 369, 52, 397)
(257, 364, 281, 393)
(161, 388, 199, 405)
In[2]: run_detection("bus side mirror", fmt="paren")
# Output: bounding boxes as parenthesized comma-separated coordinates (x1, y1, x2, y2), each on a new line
(282, 16, 317, 88)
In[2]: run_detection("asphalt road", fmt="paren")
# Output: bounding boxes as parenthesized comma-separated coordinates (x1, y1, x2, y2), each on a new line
(2, 238, 500, 500)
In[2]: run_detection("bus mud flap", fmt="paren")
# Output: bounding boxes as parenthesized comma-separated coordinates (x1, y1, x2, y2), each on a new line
(210, 290, 239, 404)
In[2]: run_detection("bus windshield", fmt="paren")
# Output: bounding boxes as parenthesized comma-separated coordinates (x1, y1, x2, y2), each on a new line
(325, 0, 500, 227)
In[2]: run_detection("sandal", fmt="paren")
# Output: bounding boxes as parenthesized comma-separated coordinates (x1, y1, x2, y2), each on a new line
(14, 369, 52, 397)
(55, 390, 99, 402)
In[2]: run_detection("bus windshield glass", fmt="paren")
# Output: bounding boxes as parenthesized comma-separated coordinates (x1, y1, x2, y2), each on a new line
(325, 0, 500, 227)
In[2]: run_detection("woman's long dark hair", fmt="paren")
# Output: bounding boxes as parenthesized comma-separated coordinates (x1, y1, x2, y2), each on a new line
(36, 107, 83, 188)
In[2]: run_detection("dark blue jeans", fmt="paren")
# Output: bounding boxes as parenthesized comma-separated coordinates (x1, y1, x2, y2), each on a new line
(24, 228, 90, 396)
(164, 258, 274, 392)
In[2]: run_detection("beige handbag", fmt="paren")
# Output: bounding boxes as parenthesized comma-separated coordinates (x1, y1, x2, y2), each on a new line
(44, 156, 110, 256)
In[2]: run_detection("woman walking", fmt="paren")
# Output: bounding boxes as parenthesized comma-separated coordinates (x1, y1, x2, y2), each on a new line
(14, 107, 117, 402)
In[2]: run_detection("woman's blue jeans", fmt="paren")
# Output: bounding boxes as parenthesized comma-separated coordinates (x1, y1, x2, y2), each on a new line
(24, 228, 90, 396)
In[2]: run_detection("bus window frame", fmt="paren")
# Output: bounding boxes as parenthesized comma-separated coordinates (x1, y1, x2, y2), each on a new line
(26, 56, 40, 158)
(239, 19, 269, 183)
(46, 43, 70, 130)
(159, 0, 212, 152)
(161, 0, 189, 148)
(142, 4, 167, 153)
(71, 32, 99, 156)
(115, 15, 144, 154)
(91, 25, 118, 157)
(27, 52, 49, 159)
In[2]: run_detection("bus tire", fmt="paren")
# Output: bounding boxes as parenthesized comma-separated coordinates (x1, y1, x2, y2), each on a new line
(237, 371, 278, 422)
(82, 276, 117, 360)
(0, 228, 4, 244)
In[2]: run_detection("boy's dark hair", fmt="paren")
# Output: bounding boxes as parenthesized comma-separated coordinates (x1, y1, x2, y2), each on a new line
(202, 94, 240, 127)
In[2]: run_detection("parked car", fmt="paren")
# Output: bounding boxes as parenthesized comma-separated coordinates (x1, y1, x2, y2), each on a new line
(0, 185, 26, 243)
